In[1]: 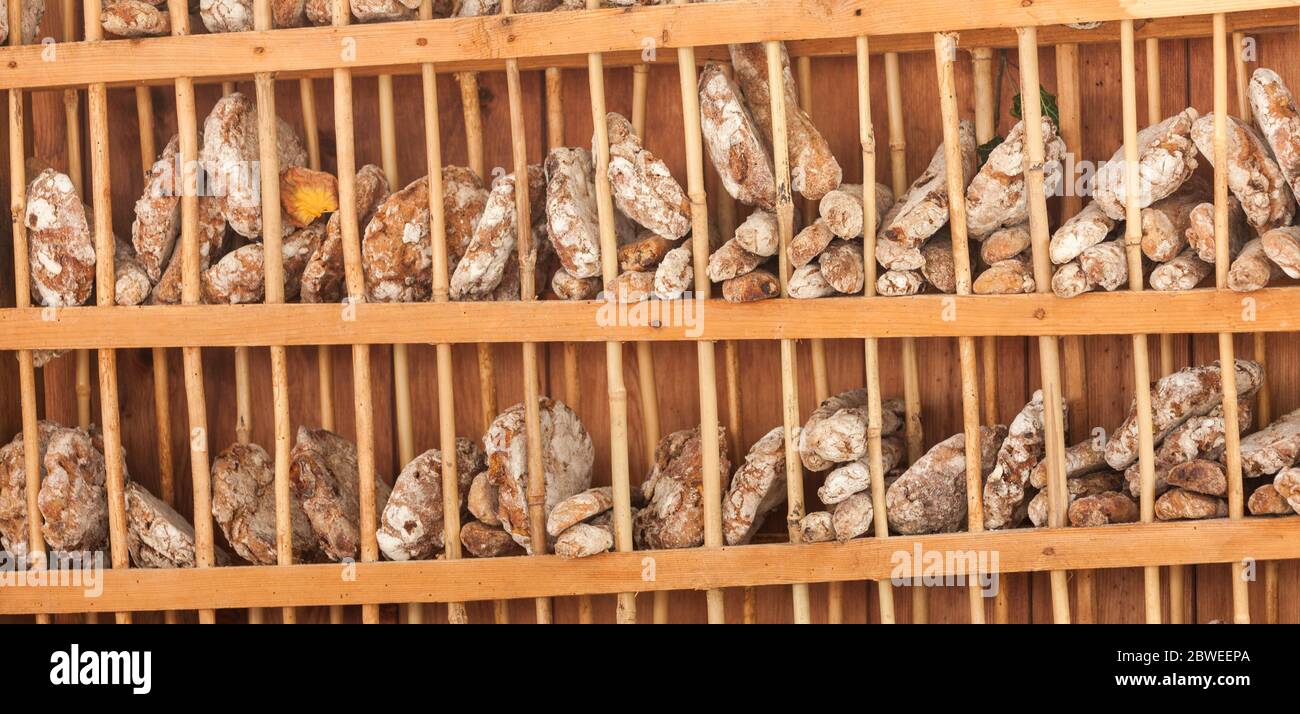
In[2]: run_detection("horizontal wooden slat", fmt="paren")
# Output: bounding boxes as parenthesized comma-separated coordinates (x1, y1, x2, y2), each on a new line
(4, 517, 1296, 614)
(0, 288, 1296, 349)
(1, 0, 1292, 91)
(30, 10, 1297, 92)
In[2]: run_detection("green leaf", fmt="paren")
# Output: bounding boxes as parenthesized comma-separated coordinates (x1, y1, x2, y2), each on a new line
(977, 135, 1005, 167)
(1011, 85, 1060, 126)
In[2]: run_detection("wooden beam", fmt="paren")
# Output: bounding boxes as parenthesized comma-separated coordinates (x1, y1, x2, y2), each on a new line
(2, 288, 1299, 349)
(0, 1, 1294, 91)
(5, 516, 1298, 615)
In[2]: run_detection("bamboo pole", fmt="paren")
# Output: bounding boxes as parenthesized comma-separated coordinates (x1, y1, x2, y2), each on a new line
(626, 61, 670, 624)
(707, 77, 749, 621)
(883, 50, 928, 624)
(7, 0, 50, 626)
(380, 78, 417, 476)
(375, 52, 422, 627)
(295, 73, 343, 625)
(933, 31, 988, 624)
(971, 45, 1013, 625)
(543, 65, 596, 625)
(63, 1, 93, 436)
(330, 0, 382, 626)
(459, 62, 505, 626)
(217, 76, 265, 624)
(1146, 35, 1187, 626)
(251, 0, 299, 626)
(1119, 19, 1164, 624)
(454, 63, 510, 626)
(1054, 40, 1095, 624)
(765, 40, 812, 625)
(1211, 14, 1251, 625)
(133, 82, 180, 625)
(165, 0, 217, 625)
(420, 0, 469, 626)
(501, 0, 553, 625)
(589, 0, 638, 625)
(1235, 25, 1277, 625)
(857, 35, 897, 625)
(1016, 26, 1073, 625)
(456, 72, 501, 445)
(304, 72, 336, 448)
(82, 0, 133, 625)
(971, 46, 999, 457)
(219, 85, 260, 621)
(63, 0, 102, 626)
(795, 54, 843, 624)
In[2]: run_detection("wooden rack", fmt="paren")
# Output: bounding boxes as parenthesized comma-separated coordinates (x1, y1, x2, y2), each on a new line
(2, 0, 1299, 623)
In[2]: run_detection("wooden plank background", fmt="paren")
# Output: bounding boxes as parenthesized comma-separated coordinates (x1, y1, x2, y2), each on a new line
(2, 10, 1297, 623)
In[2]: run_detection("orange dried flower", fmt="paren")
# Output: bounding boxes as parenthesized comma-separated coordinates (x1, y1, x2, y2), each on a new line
(280, 167, 339, 227)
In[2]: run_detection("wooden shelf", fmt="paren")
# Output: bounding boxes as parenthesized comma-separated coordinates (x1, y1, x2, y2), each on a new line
(1, 287, 1296, 350)
(0, 1, 1292, 91)
(5, 516, 1296, 615)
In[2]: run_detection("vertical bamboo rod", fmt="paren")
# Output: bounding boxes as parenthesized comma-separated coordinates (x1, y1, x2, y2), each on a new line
(225, 70, 258, 622)
(708, 89, 749, 620)
(236, 355, 262, 617)
(63, 0, 92, 434)
(456, 73, 500, 443)
(419, 0, 468, 625)
(631, 63, 649, 138)
(302, 64, 341, 631)
(304, 75, 340, 616)
(796, 55, 817, 226)
(375, 55, 420, 627)
(501, 0, 553, 625)
(252, 0, 298, 626)
(133, 84, 180, 624)
(380, 82, 417, 481)
(61, 11, 89, 437)
(934, 31, 987, 624)
(858, 35, 896, 625)
(72, 74, 92, 433)
(884, 50, 928, 624)
(82, 0, 133, 625)
(764, 40, 812, 625)
(543, 65, 596, 625)
(971, 45, 1012, 625)
(628, 68, 662, 547)
(299, 79, 340, 623)
(75, 350, 92, 428)
(1148, 41, 1178, 383)
(1146, 35, 1187, 625)
(62, 2, 98, 625)
(971, 48, 996, 147)
(1250, 23, 1275, 621)
(589, 0, 638, 625)
(1017, 26, 1073, 625)
(218, 75, 258, 619)
(722, 244, 754, 619)
(1055, 40, 1094, 624)
(1119, 19, 1164, 624)
(1211, 14, 1251, 625)
(455, 65, 509, 626)
(165, 0, 217, 625)
(7, 0, 49, 625)
(1234, 24, 1278, 625)
(1232, 32, 1250, 119)
(793, 53, 843, 624)
(302, 81, 331, 441)
(330, 0, 381, 625)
